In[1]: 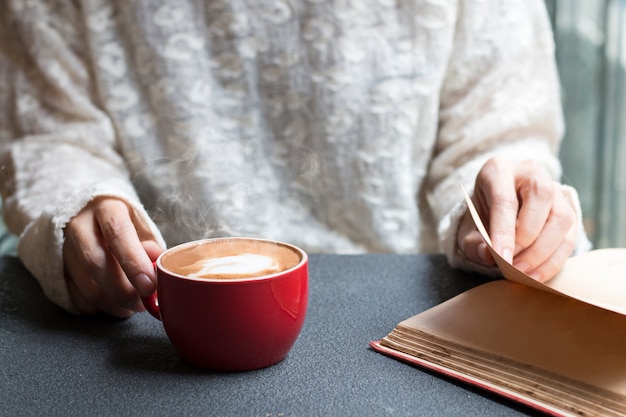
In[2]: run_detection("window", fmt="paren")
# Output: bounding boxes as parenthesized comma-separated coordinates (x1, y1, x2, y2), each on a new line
(547, 0, 626, 248)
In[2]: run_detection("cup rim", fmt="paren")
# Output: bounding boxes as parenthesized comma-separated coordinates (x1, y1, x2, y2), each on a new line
(156, 237, 308, 282)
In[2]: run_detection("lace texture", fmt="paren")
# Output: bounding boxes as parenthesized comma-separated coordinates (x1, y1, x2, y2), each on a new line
(0, 0, 583, 311)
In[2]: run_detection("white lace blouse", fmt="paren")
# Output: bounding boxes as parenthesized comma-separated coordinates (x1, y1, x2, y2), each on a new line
(0, 0, 589, 312)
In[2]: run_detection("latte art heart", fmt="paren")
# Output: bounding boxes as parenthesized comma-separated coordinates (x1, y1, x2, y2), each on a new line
(188, 253, 282, 278)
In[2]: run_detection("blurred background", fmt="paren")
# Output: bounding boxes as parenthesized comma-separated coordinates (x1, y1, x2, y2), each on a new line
(547, 0, 626, 248)
(0, 0, 624, 255)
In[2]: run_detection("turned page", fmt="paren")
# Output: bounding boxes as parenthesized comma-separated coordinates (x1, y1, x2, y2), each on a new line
(462, 187, 626, 315)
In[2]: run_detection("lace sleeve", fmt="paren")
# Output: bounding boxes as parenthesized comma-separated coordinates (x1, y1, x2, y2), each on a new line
(0, 1, 164, 312)
(424, 0, 578, 268)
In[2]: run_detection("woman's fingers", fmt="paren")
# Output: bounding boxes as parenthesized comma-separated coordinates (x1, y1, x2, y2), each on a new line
(62, 197, 160, 316)
(459, 158, 577, 282)
(63, 238, 138, 317)
(513, 189, 577, 281)
(92, 198, 156, 297)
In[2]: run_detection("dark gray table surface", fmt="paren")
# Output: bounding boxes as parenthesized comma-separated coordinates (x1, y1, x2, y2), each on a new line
(0, 254, 541, 417)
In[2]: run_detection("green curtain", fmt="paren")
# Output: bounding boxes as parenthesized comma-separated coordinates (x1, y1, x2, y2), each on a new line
(0, 199, 17, 256)
(547, 0, 626, 248)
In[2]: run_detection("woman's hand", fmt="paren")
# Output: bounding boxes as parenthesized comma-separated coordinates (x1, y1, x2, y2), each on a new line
(457, 157, 578, 282)
(63, 197, 164, 317)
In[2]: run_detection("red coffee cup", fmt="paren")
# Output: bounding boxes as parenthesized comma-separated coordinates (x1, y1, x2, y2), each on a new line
(142, 237, 308, 371)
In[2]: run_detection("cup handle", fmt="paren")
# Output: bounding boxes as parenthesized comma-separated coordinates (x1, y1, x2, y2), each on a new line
(141, 262, 161, 320)
(141, 292, 161, 320)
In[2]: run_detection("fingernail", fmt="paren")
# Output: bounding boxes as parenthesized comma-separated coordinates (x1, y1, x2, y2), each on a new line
(135, 273, 155, 295)
(514, 261, 530, 273)
(502, 248, 513, 263)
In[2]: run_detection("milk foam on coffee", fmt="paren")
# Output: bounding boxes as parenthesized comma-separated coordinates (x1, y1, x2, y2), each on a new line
(160, 238, 302, 280)
(187, 254, 282, 279)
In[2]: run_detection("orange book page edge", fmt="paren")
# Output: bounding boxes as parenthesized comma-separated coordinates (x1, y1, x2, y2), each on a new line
(369, 341, 572, 417)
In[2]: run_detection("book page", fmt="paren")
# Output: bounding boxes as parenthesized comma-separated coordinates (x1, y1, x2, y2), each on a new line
(398, 280, 626, 397)
(462, 187, 626, 315)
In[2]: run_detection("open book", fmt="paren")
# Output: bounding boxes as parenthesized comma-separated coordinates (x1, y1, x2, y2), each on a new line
(371, 190, 626, 417)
